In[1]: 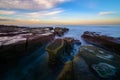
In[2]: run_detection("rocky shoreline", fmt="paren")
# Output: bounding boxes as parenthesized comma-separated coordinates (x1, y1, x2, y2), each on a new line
(81, 31, 120, 55)
(0, 25, 120, 80)
(0, 25, 70, 61)
(57, 45, 120, 80)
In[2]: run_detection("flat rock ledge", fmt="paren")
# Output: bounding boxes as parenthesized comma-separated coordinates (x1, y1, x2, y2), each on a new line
(57, 45, 120, 80)
(81, 31, 120, 55)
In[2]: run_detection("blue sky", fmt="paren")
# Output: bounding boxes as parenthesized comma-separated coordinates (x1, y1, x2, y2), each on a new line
(0, 0, 120, 25)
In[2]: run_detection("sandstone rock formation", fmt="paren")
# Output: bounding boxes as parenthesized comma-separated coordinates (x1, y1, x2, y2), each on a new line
(81, 31, 120, 55)
(46, 39, 65, 65)
(57, 45, 120, 80)
(54, 27, 69, 36)
(46, 37, 76, 65)
(0, 25, 55, 62)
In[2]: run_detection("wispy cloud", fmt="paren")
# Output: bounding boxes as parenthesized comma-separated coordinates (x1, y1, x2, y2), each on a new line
(0, 0, 70, 10)
(25, 8, 64, 18)
(0, 18, 15, 21)
(45, 10, 64, 15)
(0, 8, 64, 22)
(0, 16, 15, 21)
(99, 11, 116, 16)
(0, 10, 16, 15)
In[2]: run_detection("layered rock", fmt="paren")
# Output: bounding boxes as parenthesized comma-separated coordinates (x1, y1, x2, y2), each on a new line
(46, 39, 65, 65)
(78, 45, 120, 79)
(0, 33, 54, 62)
(73, 39, 81, 45)
(81, 31, 120, 55)
(57, 61, 74, 80)
(57, 56, 98, 80)
(54, 27, 69, 36)
(63, 37, 74, 54)
(46, 37, 76, 65)
(57, 45, 120, 80)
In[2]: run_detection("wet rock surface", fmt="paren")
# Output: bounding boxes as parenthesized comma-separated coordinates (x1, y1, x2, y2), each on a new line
(46, 39, 65, 65)
(63, 37, 74, 54)
(82, 31, 120, 55)
(0, 25, 55, 79)
(57, 61, 74, 80)
(46, 37, 75, 65)
(0, 29, 54, 61)
(73, 39, 81, 45)
(79, 45, 120, 79)
(1, 25, 120, 80)
(54, 27, 69, 36)
(57, 45, 120, 80)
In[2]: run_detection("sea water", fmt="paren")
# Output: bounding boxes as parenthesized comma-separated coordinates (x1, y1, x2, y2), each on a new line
(62, 25, 120, 45)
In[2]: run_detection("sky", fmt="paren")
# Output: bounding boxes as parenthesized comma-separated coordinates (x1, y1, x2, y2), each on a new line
(0, 0, 120, 25)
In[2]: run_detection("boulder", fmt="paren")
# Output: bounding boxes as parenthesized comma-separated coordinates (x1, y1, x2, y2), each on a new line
(46, 39, 66, 65)
(46, 37, 75, 65)
(81, 31, 120, 55)
(46, 27, 54, 30)
(54, 27, 69, 36)
(73, 39, 81, 45)
(63, 37, 74, 54)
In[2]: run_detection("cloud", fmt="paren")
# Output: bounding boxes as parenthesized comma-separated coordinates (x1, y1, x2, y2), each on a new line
(0, 18, 15, 21)
(0, 0, 70, 10)
(99, 11, 116, 16)
(0, 10, 16, 15)
(45, 10, 63, 15)
(25, 9, 64, 18)
(0, 8, 64, 21)
(0, 17, 15, 21)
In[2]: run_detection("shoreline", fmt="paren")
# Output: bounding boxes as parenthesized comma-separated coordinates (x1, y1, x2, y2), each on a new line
(0, 25, 120, 80)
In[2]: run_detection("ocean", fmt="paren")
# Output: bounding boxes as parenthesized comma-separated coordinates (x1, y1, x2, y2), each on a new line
(56, 25, 120, 45)
(65, 25, 120, 37)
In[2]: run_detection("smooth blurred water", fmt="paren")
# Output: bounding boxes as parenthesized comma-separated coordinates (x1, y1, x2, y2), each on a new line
(67, 25, 120, 37)
(31, 25, 120, 38)
(61, 25, 120, 45)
